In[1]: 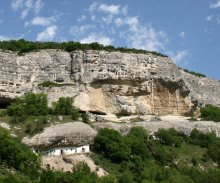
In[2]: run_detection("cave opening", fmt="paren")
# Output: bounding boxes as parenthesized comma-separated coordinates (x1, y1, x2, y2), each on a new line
(0, 98, 13, 109)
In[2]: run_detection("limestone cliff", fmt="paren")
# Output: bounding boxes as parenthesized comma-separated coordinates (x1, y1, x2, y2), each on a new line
(0, 49, 219, 115)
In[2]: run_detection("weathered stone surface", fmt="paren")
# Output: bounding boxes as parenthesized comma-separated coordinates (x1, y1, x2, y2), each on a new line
(22, 122, 97, 149)
(93, 115, 220, 137)
(0, 49, 220, 115)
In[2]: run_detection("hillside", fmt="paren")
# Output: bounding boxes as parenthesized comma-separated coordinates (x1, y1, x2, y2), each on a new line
(1, 42, 220, 183)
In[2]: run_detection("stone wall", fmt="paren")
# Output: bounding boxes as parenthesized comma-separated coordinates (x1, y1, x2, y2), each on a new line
(0, 49, 219, 115)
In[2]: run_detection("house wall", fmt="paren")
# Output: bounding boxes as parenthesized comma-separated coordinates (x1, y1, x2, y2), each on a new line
(32, 145, 90, 156)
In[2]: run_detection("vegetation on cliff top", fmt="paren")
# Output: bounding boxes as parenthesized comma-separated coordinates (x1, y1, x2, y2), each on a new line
(182, 69, 206, 78)
(0, 39, 167, 57)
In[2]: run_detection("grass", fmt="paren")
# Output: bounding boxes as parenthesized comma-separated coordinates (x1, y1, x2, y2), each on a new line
(173, 143, 214, 169)
(90, 153, 121, 176)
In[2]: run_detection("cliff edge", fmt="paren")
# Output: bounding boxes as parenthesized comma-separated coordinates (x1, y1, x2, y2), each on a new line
(0, 49, 219, 116)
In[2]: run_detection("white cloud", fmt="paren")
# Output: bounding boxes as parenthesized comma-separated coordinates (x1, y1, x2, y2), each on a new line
(99, 4, 121, 14)
(115, 18, 124, 26)
(11, 0, 23, 10)
(179, 31, 186, 38)
(77, 15, 86, 22)
(89, 2, 127, 15)
(21, 0, 33, 18)
(80, 33, 113, 46)
(25, 16, 56, 27)
(102, 15, 113, 24)
(89, 2, 98, 12)
(35, 0, 43, 14)
(206, 14, 214, 21)
(115, 16, 167, 51)
(69, 25, 94, 35)
(210, 0, 220, 8)
(11, 0, 43, 18)
(126, 24, 166, 51)
(73, 2, 188, 62)
(36, 25, 57, 41)
(170, 50, 189, 64)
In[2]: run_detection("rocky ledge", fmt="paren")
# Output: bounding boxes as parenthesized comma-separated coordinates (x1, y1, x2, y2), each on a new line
(22, 122, 97, 149)
(0, 49, 220, 116)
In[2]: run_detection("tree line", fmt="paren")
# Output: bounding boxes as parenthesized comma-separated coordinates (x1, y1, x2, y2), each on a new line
(0, 39, 167, 57)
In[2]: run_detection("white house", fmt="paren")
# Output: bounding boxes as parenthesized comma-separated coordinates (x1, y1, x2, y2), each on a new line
(32, 145, 90, 156)
(23, 122, 97, 156)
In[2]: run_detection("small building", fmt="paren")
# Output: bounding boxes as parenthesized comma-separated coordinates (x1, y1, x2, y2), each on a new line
(32, 145, 90, 156)
(23, 122, 97, 156)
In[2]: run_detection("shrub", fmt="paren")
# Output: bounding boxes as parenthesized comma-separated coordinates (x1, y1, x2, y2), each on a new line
(52, 97, 73, 115)
(200, 105, 220, 122)
(94, 128, 131, 162)
(183, 69, 206, 78)
(24, 93, 48, 116)
(0, 128, 40, 177)
(0, 109, 6, 117)
(155, 128, 183, 147)
(7, 93, 48, 118)
(81, 113, 90, 124)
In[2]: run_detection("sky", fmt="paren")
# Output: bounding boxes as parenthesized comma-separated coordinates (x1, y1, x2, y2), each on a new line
(0, 0, 220, 79)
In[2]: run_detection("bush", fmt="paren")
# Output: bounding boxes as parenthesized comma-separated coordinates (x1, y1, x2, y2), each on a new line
(200, 105, 220, 122)
(52, 97, 74, 115)
(0, 109, 6, 117)
(71, 108, 81, 120)
(183, 69, 206, 78)
(7, 93, 48, 118)
(81, 113, 90, 124)
(155, 128, 183, 147)
(189, 128, 218, 147)
(0, 128, 40, 178)
(125, 127, 150, 160)
(94, 128, 131, 162)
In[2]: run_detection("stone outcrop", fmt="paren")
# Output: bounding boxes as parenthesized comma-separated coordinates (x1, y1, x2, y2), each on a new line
(0, 49, 220, 115)
(93, 115, 220, 137)
(22, 122, 97, 149)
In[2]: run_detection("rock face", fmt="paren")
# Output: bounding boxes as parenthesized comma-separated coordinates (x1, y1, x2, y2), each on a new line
(0, 49, 220, 115)
(22, 122, 97, 149)
(93, 116, 220, 137)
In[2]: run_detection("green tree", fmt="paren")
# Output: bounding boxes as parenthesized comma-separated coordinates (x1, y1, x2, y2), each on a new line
(118, 171, 135, 183)
(155, 128, 183, 147)
(0, 128, 40, 178)
(24, 92, 48, 116)
(125, 127, 151, 160)
(94, 128, 131, 162)
(7, 93, 48, 117)
(52, 97, 73, 115)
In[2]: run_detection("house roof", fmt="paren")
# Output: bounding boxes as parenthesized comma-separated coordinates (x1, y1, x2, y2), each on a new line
(22, 122, 97, 149)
